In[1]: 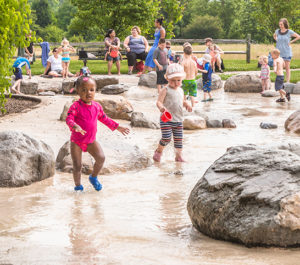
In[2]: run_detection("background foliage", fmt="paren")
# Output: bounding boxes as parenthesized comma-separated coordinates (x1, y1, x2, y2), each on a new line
(0, 0, 32, 112)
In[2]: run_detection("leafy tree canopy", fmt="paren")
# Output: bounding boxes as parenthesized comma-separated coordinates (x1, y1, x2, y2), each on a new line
(0, 0, 32, 112)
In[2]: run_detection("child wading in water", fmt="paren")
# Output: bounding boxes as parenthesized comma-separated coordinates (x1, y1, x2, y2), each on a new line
(271, 48, 291, 102)
(66, 76, 130, 191)
(259, 55, 270, 93)
(59, 38, 76, 78)
(198, 54, 213, 102)
(181, 45, 198, 107)
(153, 63, 192, 163)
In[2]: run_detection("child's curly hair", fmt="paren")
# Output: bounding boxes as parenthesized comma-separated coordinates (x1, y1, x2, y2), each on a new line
(74, 76, 96, 92)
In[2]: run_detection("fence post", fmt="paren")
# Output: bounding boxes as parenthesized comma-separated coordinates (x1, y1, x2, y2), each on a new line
(246, 34, 251, 63)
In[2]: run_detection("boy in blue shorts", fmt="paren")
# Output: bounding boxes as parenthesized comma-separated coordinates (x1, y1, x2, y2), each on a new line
(198, 54, 213, 102)
(11, 57, 31, 94)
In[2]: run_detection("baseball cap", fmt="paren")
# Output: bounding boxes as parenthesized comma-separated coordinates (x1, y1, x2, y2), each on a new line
(202, 54, 212, 62)
(165, 63, 186, 79)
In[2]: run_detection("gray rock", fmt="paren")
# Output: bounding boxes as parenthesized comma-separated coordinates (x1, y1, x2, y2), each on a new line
(197, 74, 222, 90)
(101, 84, 128, 95)
(284, 83, 295, 94)
(138, 71, 157, 88)
(260, 122, 278, 129)
(0, 131, 55, 187)
(38, 91, 56, 96)
(62, 79, 76, 94)
(224, 74, 262, 93)
(293, 82, 300, 94)
(206, 119, 223, 128)
(60, 101, 73, 121)
(94, 76, 119, 91)
(285, 110, 300, 134)
(95, 96, 133, 121)
(130, 112, 159, 129)
(37, 79, 62, 94)
(222, 119, 236, 128)
(56, 140, 151, 175)
(183, 116, 207, 130)
(20, 80, 39, 94)
(187, 143, 300, 247)
(261, 90, 279, 97)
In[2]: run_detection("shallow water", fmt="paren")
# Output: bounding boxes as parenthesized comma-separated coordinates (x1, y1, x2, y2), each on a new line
(0, 78, 300, 265)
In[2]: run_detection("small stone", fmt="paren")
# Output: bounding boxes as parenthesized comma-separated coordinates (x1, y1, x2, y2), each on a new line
(222, 119, 236, 128)
(206, 119, 222, 128)
(260, 122, 278, 129)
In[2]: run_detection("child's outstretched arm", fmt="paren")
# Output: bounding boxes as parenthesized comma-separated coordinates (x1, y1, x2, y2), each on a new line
(156, 87, 167, 112)
(117, 126, 130, 135)
(97, 105, 119, 131)
(183, 96, 192, 112)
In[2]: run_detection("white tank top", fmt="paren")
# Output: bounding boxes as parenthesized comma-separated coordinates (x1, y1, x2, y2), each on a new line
(163, 86, 184, 122)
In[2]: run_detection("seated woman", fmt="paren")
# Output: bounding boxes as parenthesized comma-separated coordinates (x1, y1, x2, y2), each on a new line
(104, 29, 121, 75)
(43, 48, 74, 77)
(123, 26, 149, 75)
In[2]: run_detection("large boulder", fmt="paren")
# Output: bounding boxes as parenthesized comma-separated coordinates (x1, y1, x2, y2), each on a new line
(130, 112, 159, 129)
(197, 74, 222, 90)
(56, 140, 151, 174)
(285, 110, 300, 134)
(60, 101, 73, 121)
(94, 76, 119, 91)
(293, 82, 300, 94)
(187, 143, 300, 247)
(101, 84, 128, 95)
(37, 78, 62, 94)
(20, 80, 39, 94)
(0, 131, 55, 187)
(224, 74, 261, 93)
(138, 71, 157, 88)
(284, 83, 295, 94)
(95, 96, 133, 121)
(183, 116, 206, 130)
(62, 79, 76, 94)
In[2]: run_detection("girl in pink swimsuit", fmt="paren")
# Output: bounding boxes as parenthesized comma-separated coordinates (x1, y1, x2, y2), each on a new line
(66, 76, 130, 191)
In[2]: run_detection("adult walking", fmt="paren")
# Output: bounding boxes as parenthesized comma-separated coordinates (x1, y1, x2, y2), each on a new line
(145, 18, 166, 72)
(105, 29, 121, 75)
(124, 26, 149, 75)
(273, 18, 300, 83)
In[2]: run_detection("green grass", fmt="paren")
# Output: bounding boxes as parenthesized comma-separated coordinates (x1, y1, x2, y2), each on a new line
(219, 74, 235, 81)
(220, 71, 300, 84)
(223, 59, 300, 71)
(30, 60, 130, 75)
(29, 59, 300, 76)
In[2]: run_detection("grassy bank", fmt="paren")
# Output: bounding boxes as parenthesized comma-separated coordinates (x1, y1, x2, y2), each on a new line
(220, 71, 300, 84)
(29, 59, 300, 76)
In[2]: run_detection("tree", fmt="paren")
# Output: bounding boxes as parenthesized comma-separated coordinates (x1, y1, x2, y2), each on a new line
(31, 0, 53, 28)
(0, 0, 32, 112)
(56, 0, 77, 31)
(71, 0, 184, 40)
(182, 15, 224, 38)
(253, 0, 300, 35)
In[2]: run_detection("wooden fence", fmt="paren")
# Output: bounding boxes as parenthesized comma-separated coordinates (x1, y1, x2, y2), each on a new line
(20, 35, 252, 63)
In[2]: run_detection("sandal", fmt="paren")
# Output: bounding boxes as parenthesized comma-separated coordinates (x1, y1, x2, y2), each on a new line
(74, 184, 84, 191)
(89, 175, 102, 191)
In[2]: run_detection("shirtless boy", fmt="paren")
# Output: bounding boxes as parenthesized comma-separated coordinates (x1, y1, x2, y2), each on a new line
(271, 49, 290, 102)
(180, 45, 198, 107)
